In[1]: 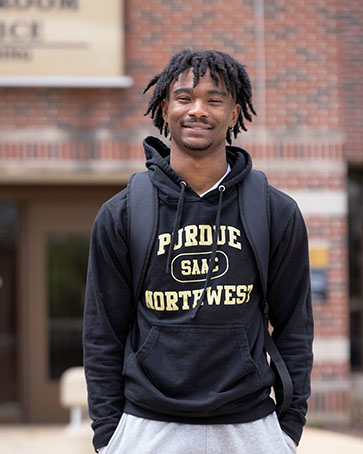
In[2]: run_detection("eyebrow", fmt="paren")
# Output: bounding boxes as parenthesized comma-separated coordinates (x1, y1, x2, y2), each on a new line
(172, 87, 228, 97)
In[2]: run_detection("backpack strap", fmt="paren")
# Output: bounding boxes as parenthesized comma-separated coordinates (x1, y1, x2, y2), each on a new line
(127, 171, 159, 302)
(238, 169, 293, 418)
(239, 170, 270, 296)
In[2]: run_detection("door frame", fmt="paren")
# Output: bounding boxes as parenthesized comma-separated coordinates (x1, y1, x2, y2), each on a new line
(0, 184, 122, 422)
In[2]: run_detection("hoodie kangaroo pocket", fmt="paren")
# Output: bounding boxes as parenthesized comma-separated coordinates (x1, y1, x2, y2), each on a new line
(123, 323, 261, 417)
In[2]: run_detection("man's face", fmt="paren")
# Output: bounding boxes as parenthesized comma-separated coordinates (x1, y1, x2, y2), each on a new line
(161, 68, 240, 155)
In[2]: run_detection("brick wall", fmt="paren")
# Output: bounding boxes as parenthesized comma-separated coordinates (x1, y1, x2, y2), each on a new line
(1, 0, 362, 422)
(1, 1, 361, 162)
(339, 0, 363, 164)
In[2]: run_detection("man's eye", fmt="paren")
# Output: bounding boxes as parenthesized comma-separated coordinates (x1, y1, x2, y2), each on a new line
(209, 99, 222, 103)
(177, 97, 191, 101)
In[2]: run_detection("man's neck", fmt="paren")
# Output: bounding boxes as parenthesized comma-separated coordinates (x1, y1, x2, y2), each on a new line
(170, 148, 228, 195)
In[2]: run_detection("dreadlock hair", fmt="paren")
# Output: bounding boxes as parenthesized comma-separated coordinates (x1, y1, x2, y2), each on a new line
(143, 49, 256, 144)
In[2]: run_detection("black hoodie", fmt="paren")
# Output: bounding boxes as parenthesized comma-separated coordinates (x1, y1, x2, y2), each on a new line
(83, 136, 314, 451)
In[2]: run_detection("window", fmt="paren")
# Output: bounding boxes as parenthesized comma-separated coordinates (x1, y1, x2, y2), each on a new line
(47, 233, 89, 379)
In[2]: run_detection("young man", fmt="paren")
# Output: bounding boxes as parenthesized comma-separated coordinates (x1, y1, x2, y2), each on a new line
(83, 49, 313, 453)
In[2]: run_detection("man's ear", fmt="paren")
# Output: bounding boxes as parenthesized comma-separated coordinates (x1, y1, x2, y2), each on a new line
(230, 103, 241, 128)
(161, 99, 168, 121)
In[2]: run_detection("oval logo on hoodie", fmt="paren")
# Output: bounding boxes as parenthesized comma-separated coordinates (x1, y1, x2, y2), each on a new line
(171, 250, 229, 283)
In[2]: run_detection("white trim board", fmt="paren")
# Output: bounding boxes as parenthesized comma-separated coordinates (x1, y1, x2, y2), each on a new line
(0, 76, 134, 88)
(287, 190, 347, 216)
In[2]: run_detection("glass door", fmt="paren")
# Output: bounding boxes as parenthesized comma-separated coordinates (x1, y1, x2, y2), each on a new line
(24, 198, 102, 421)
(47, 233, 90, 380)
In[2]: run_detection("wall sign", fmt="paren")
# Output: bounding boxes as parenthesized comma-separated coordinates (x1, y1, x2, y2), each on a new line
(0, 0, 132, 87)
(310, 247, 329, 303)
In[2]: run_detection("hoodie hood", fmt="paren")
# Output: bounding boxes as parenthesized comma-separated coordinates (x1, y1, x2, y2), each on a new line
(143, 136, 253, 200)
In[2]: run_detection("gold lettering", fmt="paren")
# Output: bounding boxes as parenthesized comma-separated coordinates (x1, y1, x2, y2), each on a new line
(179, 290, 191, 310)
(236, 285, 247, 304)
(145, 290, 154, 309)
(173, 228, 183, 250)
(199, 225, 213, 245)
(224, 285, 236, 304)
(157, 233, 171, 256)
(192, 288, 204, 308)
(184, 225, 198, 246)
(153, 292, 165, 311)
(206, 286, 223, 305)
(181, 260, 191, 275)
(144, 284, 253, 312)
(200, 258, 209, 274)
(191, 259, 201, 275)
(157, 224, 243, 253)
(227, 226, 242, 250)
(217, 225, 226, 245)
(212, 256, 219, 272)
(165, 291, 179, 311)
(246, 284, 253, 302)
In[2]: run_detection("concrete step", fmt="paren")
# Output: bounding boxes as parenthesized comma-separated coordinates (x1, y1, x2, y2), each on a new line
(0, 424, 363, 454)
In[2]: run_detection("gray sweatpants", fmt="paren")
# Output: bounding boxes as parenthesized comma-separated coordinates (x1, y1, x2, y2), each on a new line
(104, 411, 297, 454)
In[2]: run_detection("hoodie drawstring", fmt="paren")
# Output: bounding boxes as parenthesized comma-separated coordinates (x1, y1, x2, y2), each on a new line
(166, 181, 187, 273)
(192, 185, 225, 319)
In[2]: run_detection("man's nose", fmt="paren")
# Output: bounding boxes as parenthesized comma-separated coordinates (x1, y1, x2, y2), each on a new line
(188, 99, 208, 118)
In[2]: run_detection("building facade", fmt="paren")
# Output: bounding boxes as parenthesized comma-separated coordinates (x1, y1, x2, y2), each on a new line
(0, 0, 362, 424)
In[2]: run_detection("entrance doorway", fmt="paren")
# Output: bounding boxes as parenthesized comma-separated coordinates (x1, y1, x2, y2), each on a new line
(0, 185, 121, 422)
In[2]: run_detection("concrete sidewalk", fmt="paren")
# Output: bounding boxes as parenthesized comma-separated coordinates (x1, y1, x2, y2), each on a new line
(0, 424, 363, 454)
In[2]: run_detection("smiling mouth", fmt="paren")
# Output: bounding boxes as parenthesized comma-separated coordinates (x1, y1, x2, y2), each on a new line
(183, 124, 212, 130)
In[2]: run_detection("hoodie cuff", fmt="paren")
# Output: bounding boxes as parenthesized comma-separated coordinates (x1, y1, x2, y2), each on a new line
(279, 412, 305, 446)
(93, 419, 120, 453)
